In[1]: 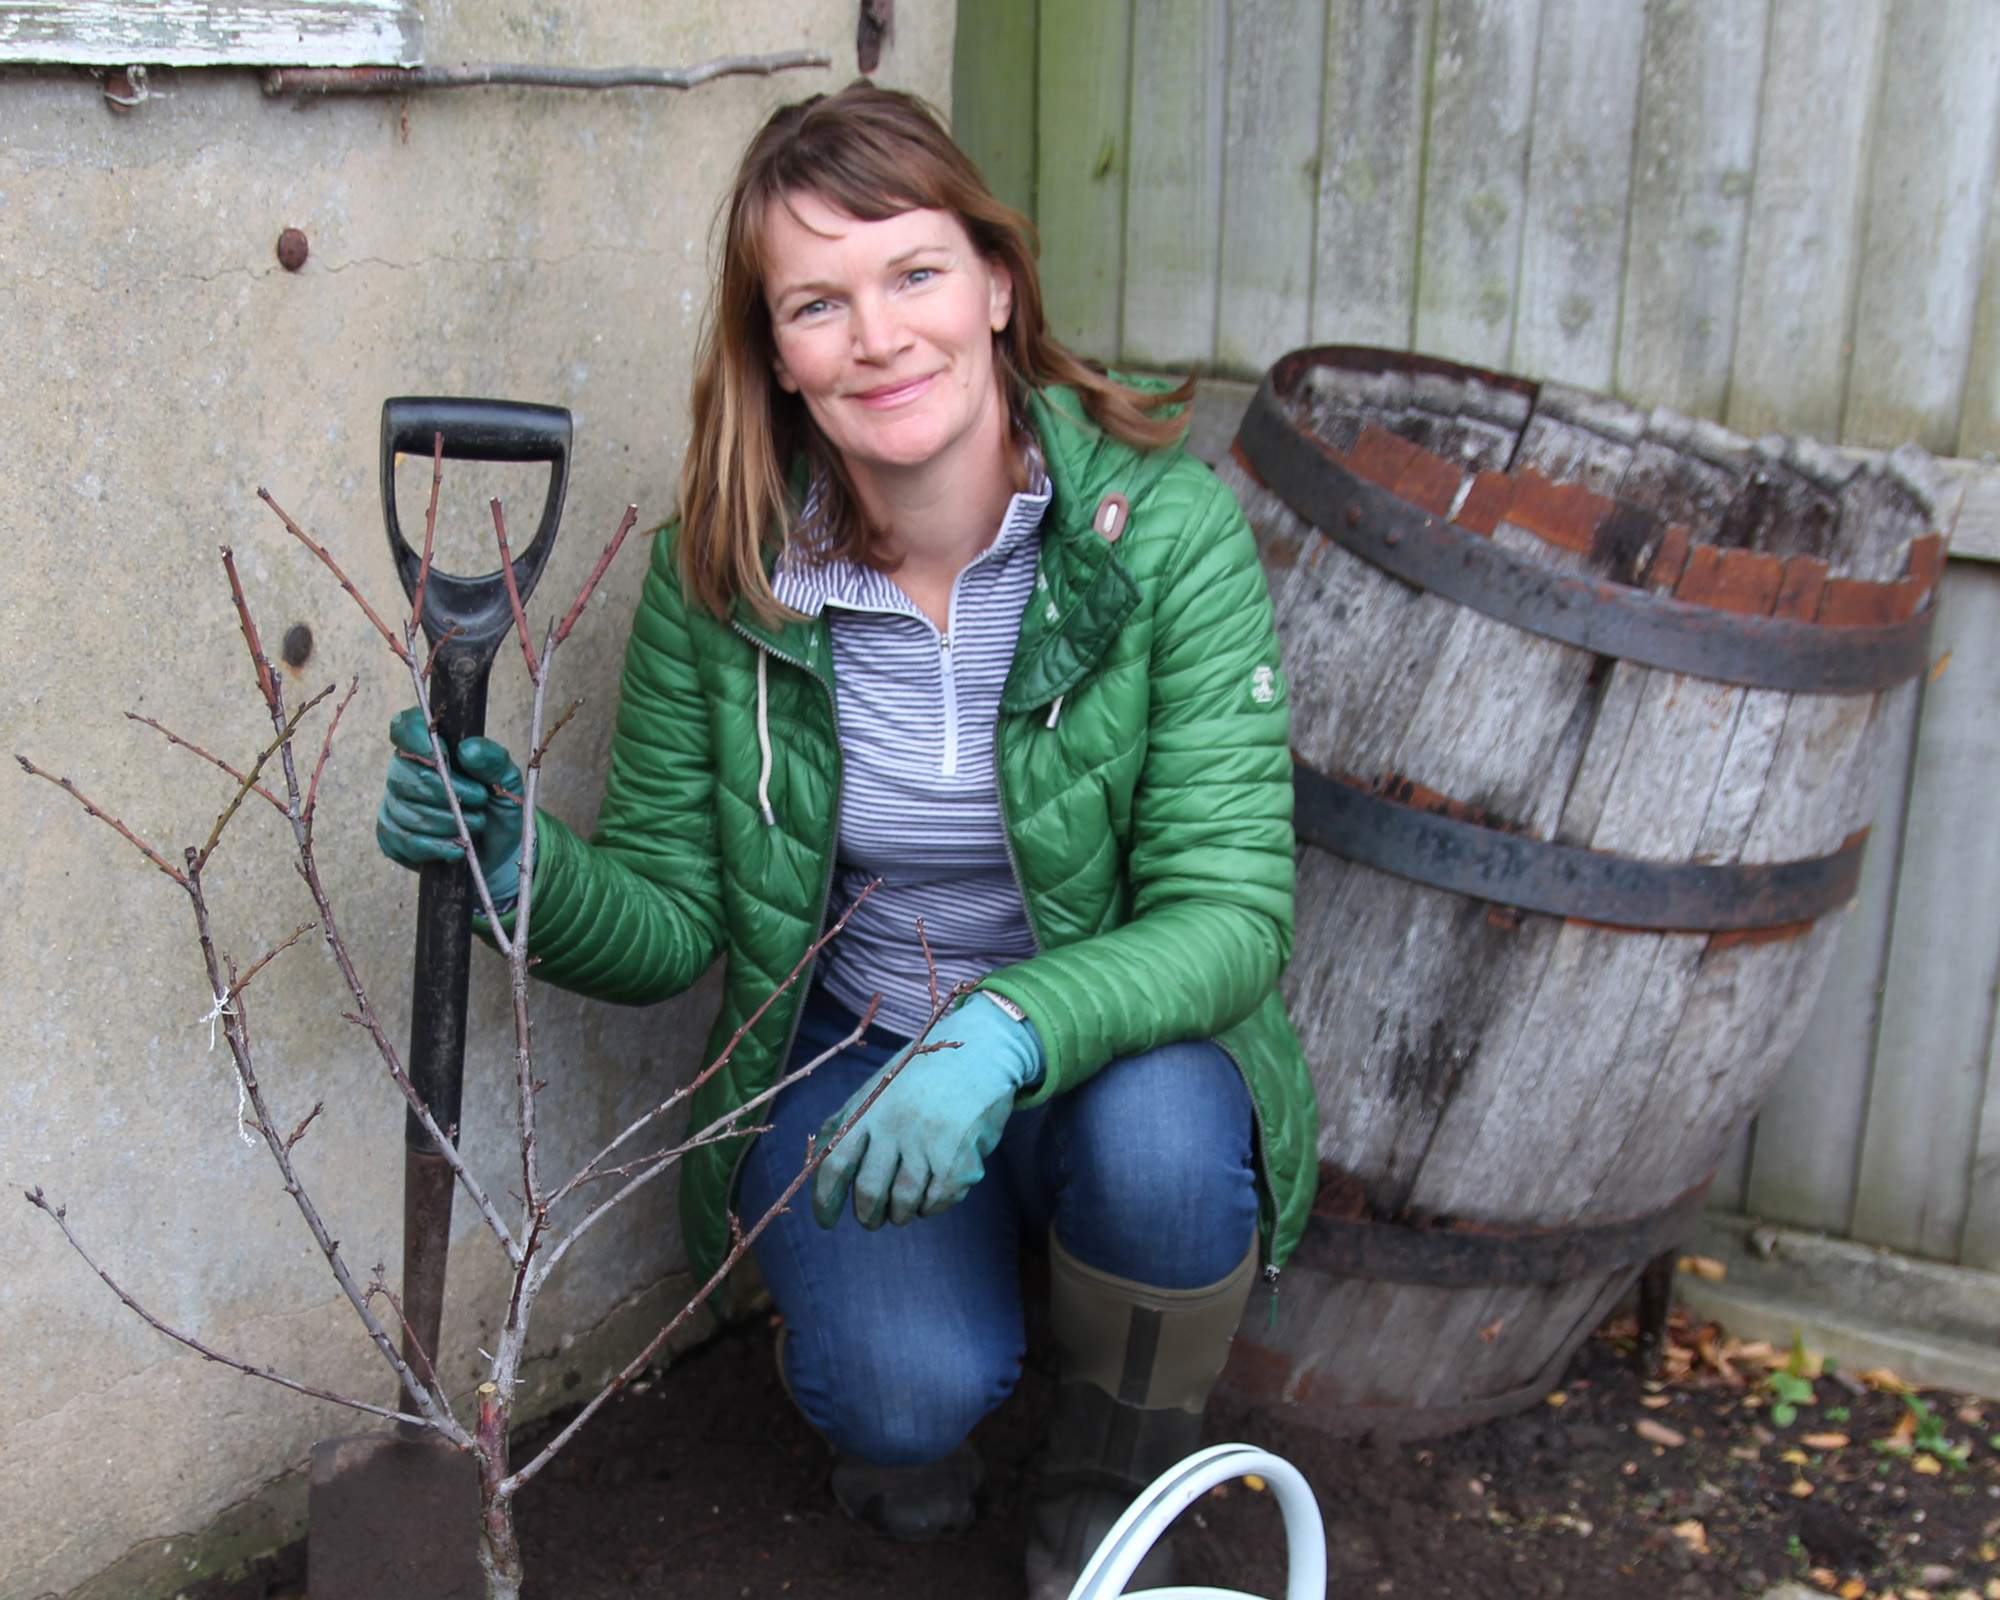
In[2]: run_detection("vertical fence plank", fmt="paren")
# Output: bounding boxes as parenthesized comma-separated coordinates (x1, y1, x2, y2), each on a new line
(1508, 0, 1648, 389)
(1122, 0, 1227, 368)
(1741, 681, 1920, 1234)
(1957, 169, 2000, 460)
(1215, 0, 1329, 373)
(1725, 0, 1888, 441)
(1851, 565, 2000, 1261)
(1036, 0, 1133, 357)
(1309, 0, 1437, 349)
(1614, 0, 1769, 421)
(1412, 0, 1545, 370)
(1962, 966, 2000, 1270)
(1840, 0, 2000, 454)
(953, 0, 1041, 217)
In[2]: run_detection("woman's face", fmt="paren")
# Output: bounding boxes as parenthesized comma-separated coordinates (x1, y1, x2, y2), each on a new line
(761, 191, 1014, 480)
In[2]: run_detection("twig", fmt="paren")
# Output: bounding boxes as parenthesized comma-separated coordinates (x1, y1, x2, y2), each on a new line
(367, 1266, 450, 1418)
(16, 757, 189, 885)
(420, 624, 465, 682)
(284, 1101, 324, 1151)
(553, 881, 880, 1206)
(219, 546, 283, 717)
(526, 698, 585, 771)
(551, 506, 639, 649)
(262, 50, 833, 96)
(235, 922, 317, 993)
(124, 713, 285, 814)
(490, 499, 540, 676)
(198, 687, 332, 868)
(918, 916, 940, 1015)
(25, 1187, 430, 1428)
(411, 431, 443, 634)
(257, 489, 411, 664)
(304, 676, 361, 834)
(507, 1000, 903, 1493)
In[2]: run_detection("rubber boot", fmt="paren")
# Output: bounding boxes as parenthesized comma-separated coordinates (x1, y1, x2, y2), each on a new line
(776, 1324, 985, 1542)
(1025, 1235, 1257, 1600)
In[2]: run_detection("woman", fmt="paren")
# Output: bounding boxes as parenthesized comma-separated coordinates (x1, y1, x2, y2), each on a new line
(376, 83, 1317, 1596)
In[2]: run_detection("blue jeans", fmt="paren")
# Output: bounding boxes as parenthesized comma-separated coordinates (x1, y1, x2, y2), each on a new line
(738, 986, 1259, 1468)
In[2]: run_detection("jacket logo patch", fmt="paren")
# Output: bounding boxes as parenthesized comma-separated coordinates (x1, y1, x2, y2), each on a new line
(1250, 665, 1276, 703)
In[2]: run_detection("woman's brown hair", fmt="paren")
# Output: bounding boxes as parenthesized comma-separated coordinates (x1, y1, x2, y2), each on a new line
(676, 82, 1193, 620)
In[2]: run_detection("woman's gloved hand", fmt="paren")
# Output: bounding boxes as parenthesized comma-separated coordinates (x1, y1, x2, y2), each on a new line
(812, 994, 1044, 1230)
(375, 707, 525, 903)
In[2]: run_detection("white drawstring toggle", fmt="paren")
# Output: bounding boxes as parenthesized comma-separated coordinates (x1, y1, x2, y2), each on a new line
(755, 647, 777, 827)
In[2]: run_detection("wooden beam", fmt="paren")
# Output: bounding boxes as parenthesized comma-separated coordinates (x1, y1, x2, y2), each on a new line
(0, 1, 418, 67)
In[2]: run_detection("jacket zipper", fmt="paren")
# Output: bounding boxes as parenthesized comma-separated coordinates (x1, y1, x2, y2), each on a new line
(726, 621, 842, 1213)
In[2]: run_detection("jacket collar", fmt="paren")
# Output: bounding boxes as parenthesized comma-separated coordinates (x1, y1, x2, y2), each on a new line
(732, 384, 1181, 708)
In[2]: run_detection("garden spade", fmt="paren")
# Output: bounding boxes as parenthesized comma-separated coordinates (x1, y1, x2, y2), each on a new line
(309, 397, 570, 1600)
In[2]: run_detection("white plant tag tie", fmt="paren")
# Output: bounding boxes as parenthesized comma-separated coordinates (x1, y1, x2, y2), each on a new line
(197, 990, 257, 1147)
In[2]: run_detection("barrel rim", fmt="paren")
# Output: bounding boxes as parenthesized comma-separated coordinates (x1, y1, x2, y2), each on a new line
(1238, 346, 1940, 695)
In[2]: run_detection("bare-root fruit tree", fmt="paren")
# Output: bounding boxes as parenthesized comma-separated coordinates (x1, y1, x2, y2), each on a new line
(18, 447, 964, 1598)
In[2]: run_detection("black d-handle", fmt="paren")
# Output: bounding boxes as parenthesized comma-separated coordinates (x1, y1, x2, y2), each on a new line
(381, 396, 572, 657)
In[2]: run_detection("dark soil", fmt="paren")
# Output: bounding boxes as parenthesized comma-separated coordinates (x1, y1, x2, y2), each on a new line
(199, 1302, 2000, 1600)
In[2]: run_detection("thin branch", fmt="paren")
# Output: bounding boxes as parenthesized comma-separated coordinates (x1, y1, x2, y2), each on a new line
(366, 1266, 453, 1424)
(235, 922, 317, 993)
(489, 499, 540, 677)
(552, 881, 880, 1207)
(124, 713, 285, 814)
(918, 915, 940, 1015)
(186, 874, 468, 1443)
(526, 698, 585, 771)
(420, 625, 465, 682)
(283, 1101, 324, 1152)
(506, 1001, 905, 1494)
(304, 676, 361, 833)
(257, 489, 411, 664)
(16, 757, 188, 886)
(197, 687, 332, 868)
(26, 1187, 431, 1428)
(552, 506, 640, 649)
(219, 546, 283, 718)
(410, 431, 444, 633)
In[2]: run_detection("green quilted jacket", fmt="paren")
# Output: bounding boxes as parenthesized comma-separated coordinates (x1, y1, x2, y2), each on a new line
(517, 383, 1319, 1292)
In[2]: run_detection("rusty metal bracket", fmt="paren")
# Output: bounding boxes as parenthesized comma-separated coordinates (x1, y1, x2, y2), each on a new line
(1237, 351, 1937, 694)
(1294, 763, 1866, 931)
(1290, 1178, 1713, 1289)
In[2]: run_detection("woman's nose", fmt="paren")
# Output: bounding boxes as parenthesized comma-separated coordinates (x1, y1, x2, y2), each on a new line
(849, 293, 910, 363)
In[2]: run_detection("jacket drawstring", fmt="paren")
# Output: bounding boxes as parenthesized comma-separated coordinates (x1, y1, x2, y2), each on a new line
(1045, 693, 1065, 730)
(755, 647, 776, 826)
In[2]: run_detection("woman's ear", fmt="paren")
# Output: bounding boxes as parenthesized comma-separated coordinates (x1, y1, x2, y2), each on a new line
(771, 352, 801, 395)
(987, 260, 1015, 334)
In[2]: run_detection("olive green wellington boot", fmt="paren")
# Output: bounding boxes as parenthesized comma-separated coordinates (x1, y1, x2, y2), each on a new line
(1025, 1236, 1257, 1600)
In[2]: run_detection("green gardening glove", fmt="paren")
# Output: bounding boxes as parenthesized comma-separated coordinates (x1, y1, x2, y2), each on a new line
(376, 707, 525, 904)
(812, 994, 1044, 1230)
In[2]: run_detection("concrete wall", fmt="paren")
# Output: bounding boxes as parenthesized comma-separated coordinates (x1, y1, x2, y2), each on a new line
(0, 5, 953, 1595)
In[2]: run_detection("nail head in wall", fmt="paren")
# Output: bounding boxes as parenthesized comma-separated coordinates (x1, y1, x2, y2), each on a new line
(276, 229, 309, 272)
(282, 624, 314, 668)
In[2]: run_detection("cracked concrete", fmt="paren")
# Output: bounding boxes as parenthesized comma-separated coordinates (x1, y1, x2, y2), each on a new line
(0, 4, 952, 1596)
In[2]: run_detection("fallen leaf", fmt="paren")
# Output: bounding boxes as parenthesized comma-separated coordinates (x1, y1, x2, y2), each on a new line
(1986, 1580, 2000, 1600)
(1242, 1475, 1267, 1492)
(1807, 1567, 1837, 1590)
(1546, 1391, 1568, 1408)
(1838, 1580, 1866, 1600)
(1730, 1445, 1761, 1462)
(1478, 1318, 1505, 1344)
(1931, 648, 1954, 684)
(1783, 1448, 1811, 1465)
(1678, 1254, 1728, 1281)
(1913, 1452, 1943, 1475)
(1884, 1410, 1919, 1452)
(1790, 1477, 1816, 1498)
(1979, 1541, 1998, 1563)
(1641, 1395, 1673, 1410)
(1802, 1433, 1852, 1451)
(1672, 1519, 1711, 1555)
(1859, 1365, 1912, 1393)
(1636, 1420, 1686, 1448)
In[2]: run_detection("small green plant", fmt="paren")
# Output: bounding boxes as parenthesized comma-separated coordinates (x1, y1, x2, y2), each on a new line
(1765, 1335, 1819, 1427)
(1907, 1395, 1970, 1469)
(1824, 1406, 1850, 1424)
(1784, 1532, 1808, 1568)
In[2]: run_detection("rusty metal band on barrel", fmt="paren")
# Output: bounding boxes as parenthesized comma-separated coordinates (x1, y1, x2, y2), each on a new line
(1235, 360, 1935, 694)
(1293, 764, 1866, 931)
(1292, 1177, 1712, 1289)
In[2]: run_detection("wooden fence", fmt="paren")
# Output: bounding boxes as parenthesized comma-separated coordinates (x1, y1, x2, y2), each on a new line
(954, 0, 2000, 1271)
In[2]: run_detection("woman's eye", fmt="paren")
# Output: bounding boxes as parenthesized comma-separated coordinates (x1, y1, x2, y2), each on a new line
(794, 298, 833, 319)
(905, 267, 938, 287)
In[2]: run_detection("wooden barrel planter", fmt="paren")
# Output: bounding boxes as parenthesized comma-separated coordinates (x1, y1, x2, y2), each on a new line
(1215, 346, 1955, 1441)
